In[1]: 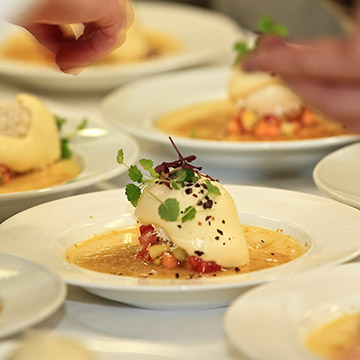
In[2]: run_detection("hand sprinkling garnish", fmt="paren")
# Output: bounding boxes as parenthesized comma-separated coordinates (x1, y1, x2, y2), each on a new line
(117, 137, 221, 222)
(234, 15, 288, 64)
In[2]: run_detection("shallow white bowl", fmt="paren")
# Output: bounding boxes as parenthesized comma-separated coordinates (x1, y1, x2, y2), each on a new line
(224, 262, 360, 360)
(0, 253, 66, 339)
(0, 2, 241, 92)
(0, 126, 139, 223)
(0, 186, 359, 310)
(101, 66, 360, 172)
(313, 142, 360, 209)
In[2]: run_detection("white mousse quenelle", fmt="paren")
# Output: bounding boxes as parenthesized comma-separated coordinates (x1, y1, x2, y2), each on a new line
(118, 138, 249, 274)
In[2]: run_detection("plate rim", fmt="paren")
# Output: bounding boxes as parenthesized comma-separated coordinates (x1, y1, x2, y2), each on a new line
(313, 142, 360, 208)
(0, 253, 67, 339)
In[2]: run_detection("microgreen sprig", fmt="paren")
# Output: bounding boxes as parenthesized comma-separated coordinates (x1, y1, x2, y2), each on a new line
(234, 15, 288, 64)
(55, 115, 88, 159)
(117, 138, 221, 223)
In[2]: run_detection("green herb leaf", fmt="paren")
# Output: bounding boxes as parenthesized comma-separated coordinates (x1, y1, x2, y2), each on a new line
(125, 183, 141, 207)
(257, 15, 288, 36)
(128, 165, 143, 183)
(205, 179, 221, 196)
(139, 158, 153, 171)
(171, 180, 180, 190)
(117, 149, 124, 164)
(60, 138, 72, 159)
(173, 168, 197, 185)
(158, 198, 180, 222)
(54, 115, 66, 130)
(76, 118, 88, 131)
(149, 168, 159, 179)
(181, 206, 196, 223)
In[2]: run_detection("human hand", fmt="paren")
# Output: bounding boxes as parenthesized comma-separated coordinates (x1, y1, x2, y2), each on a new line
(242, 6, 360, 133)
(16, 0, 133, 74)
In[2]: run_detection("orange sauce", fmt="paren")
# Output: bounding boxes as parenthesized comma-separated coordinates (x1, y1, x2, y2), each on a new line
(0, 159, 80, 194)
(66, 225, 305, 279)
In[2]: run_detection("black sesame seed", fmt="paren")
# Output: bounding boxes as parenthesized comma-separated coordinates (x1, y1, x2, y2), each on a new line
(175, 273, 180, 278)
(222, 220, 225, 224)
(215, 236, 219, 240)
(185, 188, 193, 194)
(217, 229, 224, 235)
(205, 215, 211, 221)
(261, 239, 265, 243)
(235, 267, 240, 272)
(177, 225, 182, 229)
(192, 194, 198, 198)
(195, 184, 200, 188)
(208, 221, 212, 226)
(195, 250, 204, 256)
(203, 199, 213, 209)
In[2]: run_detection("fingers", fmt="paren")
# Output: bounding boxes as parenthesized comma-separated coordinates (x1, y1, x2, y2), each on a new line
(21, 0, 133, 73)
(283, 77, 360, 132)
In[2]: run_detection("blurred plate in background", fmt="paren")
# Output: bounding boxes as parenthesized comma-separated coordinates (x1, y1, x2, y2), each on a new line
(101, 66, 359, 173)
(0, 1, 241, 92)
(313, 142, 360, 209)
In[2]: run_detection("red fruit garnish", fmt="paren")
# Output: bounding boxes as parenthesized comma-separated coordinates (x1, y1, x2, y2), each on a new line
(188, 256, 222, 273)
(137, 225, 158, 260)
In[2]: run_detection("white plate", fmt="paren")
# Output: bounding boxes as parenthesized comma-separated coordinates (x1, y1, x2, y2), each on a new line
(0, 120, 139, 223)
(0, 186, 359, 310)
(224, 262, 360, 360)
(101, 66, 360, 172)
(0, 1, 241, 92)
(313, 142, 360, 209)
(0, 253, 66, 339)
(0, 335, 184, 360)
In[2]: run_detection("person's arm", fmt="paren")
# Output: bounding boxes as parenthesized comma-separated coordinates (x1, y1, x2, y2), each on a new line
(242, 2, 360, 133)
(13, 0, 133, 73)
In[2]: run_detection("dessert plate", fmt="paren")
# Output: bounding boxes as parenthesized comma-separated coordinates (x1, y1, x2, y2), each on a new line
(0, 2, 240, 92)
(0, 186, 359, 310)
(0, 253, 66, 339)
(101, 66, 359, 172)
(0, 118, 139, 223)
(224, 262, 360, 360)
(313, 142, 360, 209)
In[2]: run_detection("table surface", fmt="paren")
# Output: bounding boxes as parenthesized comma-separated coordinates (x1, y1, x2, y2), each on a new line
(0, 77, 358, 360)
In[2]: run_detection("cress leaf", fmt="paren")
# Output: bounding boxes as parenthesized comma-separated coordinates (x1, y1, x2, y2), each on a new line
(60, 138, 72, 159)
(181, 206, 196, 223)
(171, 180, 180, 190)
(128, 165, 143, 183)
(117, 149, 124, 164)
(149, 168, 159, 179)
(205, 179, 221, 196)
(139, 158, 153, 171)
(158, 198, 180, 222)
(125, 183, 141, 207)
(54, 115, 66, 130)
(76, 118, 88, 131)
(257, 15, 288, 36)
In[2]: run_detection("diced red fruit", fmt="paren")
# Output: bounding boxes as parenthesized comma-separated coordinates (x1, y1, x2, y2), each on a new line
(137, 225, 158, 260)
(0, 164, 16, 184)
(188, 256, 222, 273)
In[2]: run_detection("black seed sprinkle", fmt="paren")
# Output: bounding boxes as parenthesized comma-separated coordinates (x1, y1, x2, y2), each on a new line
(235, 267, 240, 272)
(200, 189, 204, 194)
(205, 215, 211, 221)
(215, 236, 219, 240)
(217, 229, 223, 235)
(198, 200, 203, 206)
(203, 199, 213, 209)
(192, 194, 198, 198)
(208, 221, 212, 226)
(222, 220, 225, 224)
(177, 225, 182, 229)
(175, 273, 180, 278)
(223, 242, 226, 245)
(195, 184, 200, 188)
(261, 239, 265, 243)
(271, 253, 275, 255)
(185, 188, 193, 194)
(195, 250, 204, 256)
